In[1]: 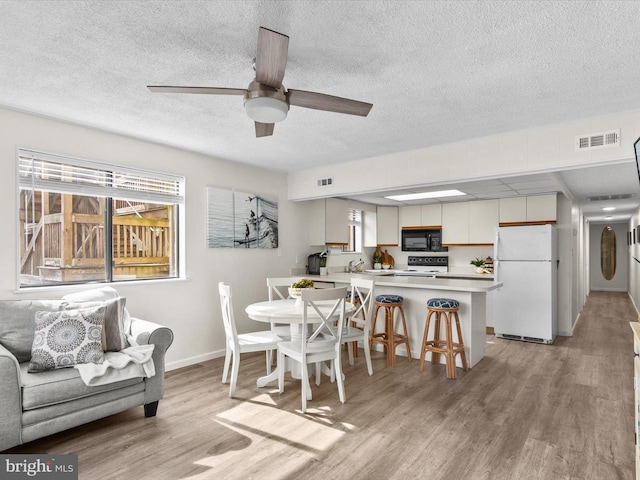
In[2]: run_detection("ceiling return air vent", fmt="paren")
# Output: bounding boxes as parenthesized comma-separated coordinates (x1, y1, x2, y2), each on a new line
(317, 177, 334, 187)
(587, 193, 634, 201)
(575, 129, 620, 151)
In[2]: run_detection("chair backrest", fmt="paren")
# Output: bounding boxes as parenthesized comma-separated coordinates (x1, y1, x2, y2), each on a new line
(218, 282, 238, 344)
(267, 277, 302, 300)
(349, 277, 375, 330)
(301, 287, 348, 355)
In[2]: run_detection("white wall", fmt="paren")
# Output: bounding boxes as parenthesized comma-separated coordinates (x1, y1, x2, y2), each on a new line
(588, 222, 628, 292)
(0, 107, 312, 370)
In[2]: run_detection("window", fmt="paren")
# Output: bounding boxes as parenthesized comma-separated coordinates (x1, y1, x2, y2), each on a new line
(344, 208, 362, 253)
(18, 149, 184, 288)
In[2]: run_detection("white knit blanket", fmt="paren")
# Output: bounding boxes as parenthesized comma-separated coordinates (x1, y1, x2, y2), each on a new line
(75, 344, 155, 386)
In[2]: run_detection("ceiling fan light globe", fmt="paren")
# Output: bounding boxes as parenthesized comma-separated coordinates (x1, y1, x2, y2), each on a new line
(244, 96, 288, 123)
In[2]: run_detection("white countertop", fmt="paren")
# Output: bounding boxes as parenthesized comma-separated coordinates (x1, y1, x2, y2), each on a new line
(307, 272, 501, 293)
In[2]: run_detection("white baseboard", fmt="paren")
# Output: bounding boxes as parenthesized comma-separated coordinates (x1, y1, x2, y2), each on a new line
(166, 349, 225, 372)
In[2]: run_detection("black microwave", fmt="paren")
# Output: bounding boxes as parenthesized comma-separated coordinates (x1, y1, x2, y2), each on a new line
(401, 228, 448, 252)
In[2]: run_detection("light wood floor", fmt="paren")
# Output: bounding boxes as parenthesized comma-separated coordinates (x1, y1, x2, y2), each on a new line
(7, 291, 635, 479)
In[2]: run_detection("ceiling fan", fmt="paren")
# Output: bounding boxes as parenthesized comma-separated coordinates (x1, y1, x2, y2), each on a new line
(147, 27, 373, 138)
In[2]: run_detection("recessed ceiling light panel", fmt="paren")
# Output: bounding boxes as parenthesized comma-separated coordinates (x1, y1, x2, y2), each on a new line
(385, 189, 466, 201)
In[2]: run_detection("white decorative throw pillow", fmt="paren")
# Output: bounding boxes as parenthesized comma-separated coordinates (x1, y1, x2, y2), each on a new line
(28, 305, 106, 373)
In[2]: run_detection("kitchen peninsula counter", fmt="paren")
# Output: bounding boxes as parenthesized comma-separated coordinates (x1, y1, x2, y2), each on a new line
(305, 272, 502, 369)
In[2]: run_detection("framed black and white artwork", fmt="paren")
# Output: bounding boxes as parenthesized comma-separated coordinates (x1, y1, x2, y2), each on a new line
(206, 187, 278, 249)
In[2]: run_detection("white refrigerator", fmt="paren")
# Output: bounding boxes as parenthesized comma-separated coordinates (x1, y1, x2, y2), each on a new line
(493, 224, 557, 344)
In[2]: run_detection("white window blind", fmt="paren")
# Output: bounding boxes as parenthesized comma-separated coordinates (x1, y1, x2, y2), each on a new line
(18, 149, 184, 204)
(348, 208, 362, 224)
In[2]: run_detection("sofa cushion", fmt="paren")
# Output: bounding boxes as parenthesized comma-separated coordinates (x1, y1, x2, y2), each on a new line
(0, 299, 64, 363)
(63, 286, 132, 336)
(20, 363, 143, 411)
(28, 306, 105, 373)
(62, 297, 127, 352)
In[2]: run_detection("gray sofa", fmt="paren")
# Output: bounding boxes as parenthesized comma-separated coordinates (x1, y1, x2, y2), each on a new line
(0, 287, 174, 452)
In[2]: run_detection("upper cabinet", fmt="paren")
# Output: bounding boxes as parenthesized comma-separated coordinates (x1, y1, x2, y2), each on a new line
(400, 204, 442, 228)
(308, 198, 349, 246)
(499, 194, 557, 224)
(362, 210, 377, 248)
(442, 202, 470, 245)
(376, 206, 399, 246)
(525, 194, 557, 222)
(442, 199, 498, 245)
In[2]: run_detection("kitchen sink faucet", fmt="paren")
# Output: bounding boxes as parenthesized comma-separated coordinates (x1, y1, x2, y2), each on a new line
(348, 259, 364, 273)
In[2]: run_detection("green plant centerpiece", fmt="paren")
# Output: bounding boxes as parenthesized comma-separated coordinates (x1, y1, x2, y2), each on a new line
(373, 254, 383, 269)
(470, 257, 484, 267)
(470, 257, 486, 273)
(289, 278, 315, 305)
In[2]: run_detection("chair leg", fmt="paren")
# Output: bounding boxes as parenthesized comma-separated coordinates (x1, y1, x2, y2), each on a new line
(419, 309, 434, 372)
(229, 351, 240, 397)
(397, 305, 412, 361)
(347, 341, 355, 365)
(222, 346, 231, 384)
(315, 362, 322, 386)
(266, 350, 272, 375)
(432, 312, 442, 365)
(334, 346, 346, 404)
(301, 359, 308, 413)
(387, 307, 395, 367)
(444, 313, 456, 379)
(363, 334, 373, 376)
(454, 311, 469, 371)
(278, 348, 285, 393)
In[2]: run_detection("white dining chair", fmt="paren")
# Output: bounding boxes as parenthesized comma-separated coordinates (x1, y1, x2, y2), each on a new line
(341, 277, 375, 376)
(277, 286, 347, 413)
(219, 282, 282, 398)
(266, 277, 303, 340)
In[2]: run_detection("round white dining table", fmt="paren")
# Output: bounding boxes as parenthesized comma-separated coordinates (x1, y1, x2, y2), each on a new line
(245, 298, 355, 387)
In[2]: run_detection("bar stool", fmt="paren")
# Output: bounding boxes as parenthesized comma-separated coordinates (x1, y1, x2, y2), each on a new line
(419, 298, 468, 379)
(370, 294, 411, 366)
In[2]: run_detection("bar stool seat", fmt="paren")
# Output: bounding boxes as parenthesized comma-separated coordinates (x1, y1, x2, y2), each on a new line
(370, 294, 411, 366)
(419, 297, 468, 379)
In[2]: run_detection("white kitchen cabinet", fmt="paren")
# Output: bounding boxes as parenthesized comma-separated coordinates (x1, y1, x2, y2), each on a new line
(469, 199, 499, 244)
(308, 197, 348, 246)
(376, 206, 399, 246)
(526, 194, 557, 222)
(400, 204, 442, 227)
(443, 200, 498, 245)
(442, 202, 469, 244)
(499, 194, 557, 224)
(362, 210, 377, 248)
(400, 205, 421, 227)
(421, 204, 442, 226)
(499, 197, 527, 223)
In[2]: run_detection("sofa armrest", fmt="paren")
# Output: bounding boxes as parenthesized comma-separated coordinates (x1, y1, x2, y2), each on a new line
(129, 317, 174, 406)
(0, 343, 23, 451)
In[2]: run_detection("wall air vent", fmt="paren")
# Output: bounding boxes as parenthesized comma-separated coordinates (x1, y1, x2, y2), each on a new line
(587, 193, 634, 201)
(317, 177, 334, 187)
(575, 129, 620, 151)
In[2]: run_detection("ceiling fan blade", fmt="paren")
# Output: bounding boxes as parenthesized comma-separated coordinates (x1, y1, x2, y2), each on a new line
(147, 86, 247, 95)
(255, 27, 289, 89)
(287, 89, 373, 117)
(255, 122, 275, 137)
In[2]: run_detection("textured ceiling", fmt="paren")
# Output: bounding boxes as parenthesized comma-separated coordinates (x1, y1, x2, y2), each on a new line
(1, 1, 640, 219)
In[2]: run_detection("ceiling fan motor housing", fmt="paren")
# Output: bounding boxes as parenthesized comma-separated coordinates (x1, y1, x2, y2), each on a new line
(243, 81, 289, 123)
